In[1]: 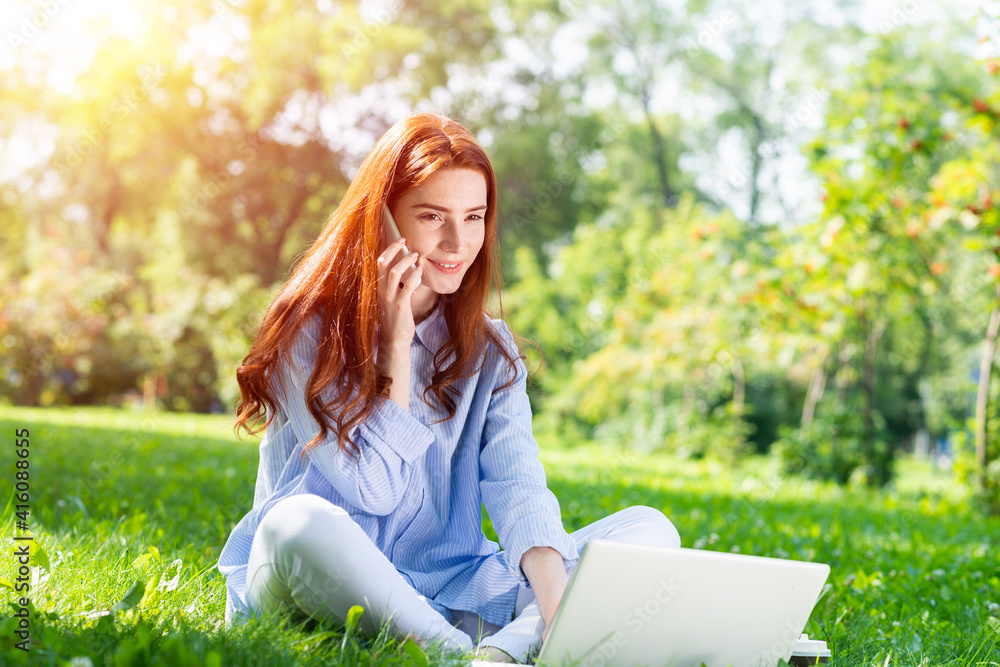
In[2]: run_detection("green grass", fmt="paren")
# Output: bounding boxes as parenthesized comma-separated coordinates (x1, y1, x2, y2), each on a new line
(0, 405, 998, 666)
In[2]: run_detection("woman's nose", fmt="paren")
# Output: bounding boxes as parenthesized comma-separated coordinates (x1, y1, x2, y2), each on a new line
(440, 221, 464, 252)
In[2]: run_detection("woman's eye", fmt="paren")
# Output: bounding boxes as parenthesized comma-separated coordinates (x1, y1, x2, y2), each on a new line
(467, 214, 483, 222)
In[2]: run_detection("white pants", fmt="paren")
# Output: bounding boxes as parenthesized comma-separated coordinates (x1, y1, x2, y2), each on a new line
(245, 494, 681, 662)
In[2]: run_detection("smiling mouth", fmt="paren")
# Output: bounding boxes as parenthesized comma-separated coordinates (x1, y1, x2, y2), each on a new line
(429, 260, 463, 273)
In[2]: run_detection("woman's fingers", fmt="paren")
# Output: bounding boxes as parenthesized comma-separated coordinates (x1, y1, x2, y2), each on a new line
(387, 252, 419, 292)
(377, 238, 414, 293)
(377, 237, 409, 271)
(401, 261, 423, 294)
(377, 239, 419, 349)
(377, 239, 420, 347)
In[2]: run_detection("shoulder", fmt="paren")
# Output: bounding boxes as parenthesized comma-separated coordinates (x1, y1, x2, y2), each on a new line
(278, 308, 328, 372)
(299, 309, 326, 343)
(481, 313, 526, 387)
(482, 313, 519, 358)
(287, 311, 323, 352)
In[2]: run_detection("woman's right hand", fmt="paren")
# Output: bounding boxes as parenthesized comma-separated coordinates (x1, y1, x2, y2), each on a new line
(376, 237, 423, 349)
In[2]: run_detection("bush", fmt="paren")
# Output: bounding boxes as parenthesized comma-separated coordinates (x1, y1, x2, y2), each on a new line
(0, 261, 147, 406)
(0, 250, 270, 412)
(591, 399, 751, 462)
(772, 409, 865, 485)
(773, 401, 899, 486)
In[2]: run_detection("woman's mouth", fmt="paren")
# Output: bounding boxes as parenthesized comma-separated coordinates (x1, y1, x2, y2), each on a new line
(428, 259, 463, 275)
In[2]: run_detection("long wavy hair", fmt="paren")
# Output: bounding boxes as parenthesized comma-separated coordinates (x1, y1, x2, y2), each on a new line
(233, 112, 520, 457)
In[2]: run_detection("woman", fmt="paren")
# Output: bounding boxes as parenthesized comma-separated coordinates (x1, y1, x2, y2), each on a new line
(217, 112, 682, 663)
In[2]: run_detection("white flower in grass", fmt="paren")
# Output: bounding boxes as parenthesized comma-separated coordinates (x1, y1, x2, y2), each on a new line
(157, 559, 183, 592)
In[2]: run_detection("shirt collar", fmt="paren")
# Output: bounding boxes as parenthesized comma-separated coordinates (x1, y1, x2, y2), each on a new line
(413, 299, 448, 354)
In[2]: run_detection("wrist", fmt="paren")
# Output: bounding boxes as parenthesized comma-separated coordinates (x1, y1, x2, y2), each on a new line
(521, 546, 568, 623)
(536, 574, 567, 617)
(377, 339, 411, 369)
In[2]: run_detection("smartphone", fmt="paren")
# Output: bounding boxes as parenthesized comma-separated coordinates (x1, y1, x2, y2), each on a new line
(383, 203, 410, 256)
(383, 203, 418, 288)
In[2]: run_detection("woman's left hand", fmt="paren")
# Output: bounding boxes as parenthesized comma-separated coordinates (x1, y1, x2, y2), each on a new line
(520, 546, 568, 640)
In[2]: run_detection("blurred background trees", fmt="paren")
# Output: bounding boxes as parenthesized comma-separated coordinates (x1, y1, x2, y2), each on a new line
(2, 0, 998, 509)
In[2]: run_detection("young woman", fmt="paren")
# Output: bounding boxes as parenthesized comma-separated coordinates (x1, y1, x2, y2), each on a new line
(217, 112, 682, 663)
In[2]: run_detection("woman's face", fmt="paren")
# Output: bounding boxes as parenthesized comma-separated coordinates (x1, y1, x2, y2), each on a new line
(390, 167, 487, 316)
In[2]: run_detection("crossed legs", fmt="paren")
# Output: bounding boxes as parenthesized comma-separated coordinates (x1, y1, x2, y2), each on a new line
(244, 493, 474, 653)
(244, 494, 681, 664)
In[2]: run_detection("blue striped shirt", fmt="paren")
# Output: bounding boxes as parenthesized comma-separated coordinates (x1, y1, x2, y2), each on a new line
(217, 300, 579, 628)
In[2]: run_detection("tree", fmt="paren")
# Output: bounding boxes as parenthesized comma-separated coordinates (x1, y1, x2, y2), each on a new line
(0, 0, 544, 407)
(927, 67, 1000, 510)
(799, 30, 979, 485)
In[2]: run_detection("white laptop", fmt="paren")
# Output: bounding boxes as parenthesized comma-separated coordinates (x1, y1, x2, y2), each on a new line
(475, 539, 830, 666)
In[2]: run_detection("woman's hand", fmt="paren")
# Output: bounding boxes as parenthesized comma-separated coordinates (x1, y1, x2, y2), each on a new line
(377, 237, 423, 347)
(376, 237, 422, 411)
(520, 546, 569, 641)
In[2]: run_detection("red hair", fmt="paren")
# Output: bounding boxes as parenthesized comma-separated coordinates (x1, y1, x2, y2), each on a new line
(233, 112, 519, 456)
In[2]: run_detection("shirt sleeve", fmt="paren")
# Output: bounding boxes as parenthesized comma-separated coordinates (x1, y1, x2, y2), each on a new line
(273, 315, 434, 516)
(478, 319, 579, 586)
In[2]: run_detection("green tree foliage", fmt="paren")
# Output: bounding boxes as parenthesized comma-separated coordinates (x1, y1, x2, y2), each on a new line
(772, 31, 976, 486)
(0, 0, 543, 408)
(924, 42, 1000, 510)
(504, 21, 1000, 504)
(506, 195, 784, 460)
(4, 0, 999, 513)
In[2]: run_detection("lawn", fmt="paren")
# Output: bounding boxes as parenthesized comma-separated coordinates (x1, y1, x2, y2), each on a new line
(1, 405, 998, 666)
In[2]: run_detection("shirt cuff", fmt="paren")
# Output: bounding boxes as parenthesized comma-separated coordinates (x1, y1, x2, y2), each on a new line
(503, 512, 580, 586)
(357, 396, 435, 464)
